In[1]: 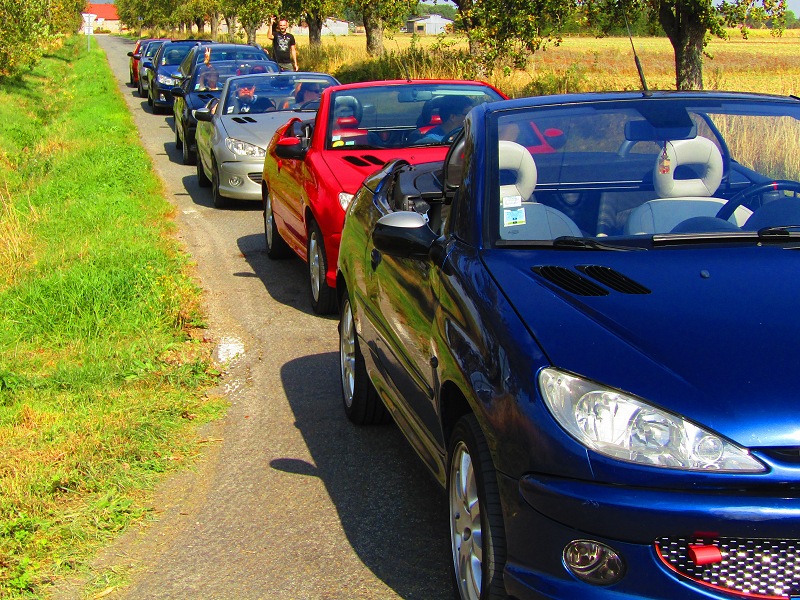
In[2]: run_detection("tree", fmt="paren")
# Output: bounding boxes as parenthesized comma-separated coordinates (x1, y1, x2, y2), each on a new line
(346, 0, 413, 55)
(583, 0, 785, 89)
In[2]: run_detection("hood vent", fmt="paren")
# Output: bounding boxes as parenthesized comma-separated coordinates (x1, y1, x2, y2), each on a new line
(343, 154, 386, 167)
(577, 265, 651, 295)
(532, 266, 609, 297)
(232, 116, 257, 124)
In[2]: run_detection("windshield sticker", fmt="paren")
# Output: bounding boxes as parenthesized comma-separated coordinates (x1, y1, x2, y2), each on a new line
(504, 208, 526, 227)
(503, 195, 522, 208)
(332, 140, 344, 148)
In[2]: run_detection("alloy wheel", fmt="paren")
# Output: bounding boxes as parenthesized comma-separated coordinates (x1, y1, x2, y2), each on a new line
(450, 440, 482, 600)
(339, 299, 356, 409)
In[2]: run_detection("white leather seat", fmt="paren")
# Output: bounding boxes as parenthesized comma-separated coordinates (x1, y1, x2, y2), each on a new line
(624, 137, 750, 234)
(498, 141, 582, 240)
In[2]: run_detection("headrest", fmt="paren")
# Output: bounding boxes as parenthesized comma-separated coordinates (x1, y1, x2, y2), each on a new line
(653, 137, 723, 198)
(334, 96, 362, 123)
(498, 140, 537, 201)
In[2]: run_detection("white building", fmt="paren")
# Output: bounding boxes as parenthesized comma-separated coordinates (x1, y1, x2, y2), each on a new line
(406, 14, 453, 35)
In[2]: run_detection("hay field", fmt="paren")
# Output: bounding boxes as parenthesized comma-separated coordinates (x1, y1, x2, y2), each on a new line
(264, 29, 800, 96)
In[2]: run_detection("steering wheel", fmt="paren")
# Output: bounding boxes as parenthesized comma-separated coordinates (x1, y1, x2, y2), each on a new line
(441, 126, 464, 146)
(715, 180, 800, 221)
(297, 100, 320, 110)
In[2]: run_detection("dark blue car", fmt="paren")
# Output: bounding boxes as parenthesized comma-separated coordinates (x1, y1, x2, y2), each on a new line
(336, 91, 800, 600)
(147, 40, 202, 114)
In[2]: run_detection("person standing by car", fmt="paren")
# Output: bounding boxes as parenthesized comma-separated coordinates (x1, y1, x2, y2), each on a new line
(268, 17, 299, 72)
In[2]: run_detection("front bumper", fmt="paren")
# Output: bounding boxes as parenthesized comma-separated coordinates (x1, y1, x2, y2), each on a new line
(152, 84, 175, 108)
(500, 473, 800, 599)
(217, 160, 264, 201)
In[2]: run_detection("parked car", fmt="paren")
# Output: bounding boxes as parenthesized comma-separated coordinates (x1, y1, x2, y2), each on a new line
(336, 90, 800, 600)
(136, 39, 167, 98)
(147, 39, 202, 114)
(127, 38, 154, 85)
(172, 49, 279, 166)
(261, 80, 507, 314)
(194, 72, 339, 208)
(177, 43, 278, 76)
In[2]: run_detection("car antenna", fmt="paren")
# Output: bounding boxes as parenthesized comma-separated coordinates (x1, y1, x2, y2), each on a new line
(624, 10, 651, 96)
(394, 40, 413, 82)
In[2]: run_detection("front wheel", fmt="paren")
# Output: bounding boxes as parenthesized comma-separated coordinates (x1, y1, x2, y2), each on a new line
(196, 157, 210, 187)
(307, 220, 336, 315)
(263, 190, 292, 258)
(211, 161, 230, 209)
(449, 414, 507, 600)
(339, 293, 388, 425)
(175, 122, 183, 150)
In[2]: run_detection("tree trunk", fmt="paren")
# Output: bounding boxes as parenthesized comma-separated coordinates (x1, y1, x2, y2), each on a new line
(211, 12, 219, 41)
(195, 18, 205, 35)
(362, 6, 384, 56)
(659, 3, 706, 90)
(306, 13, 323, 47)
(245, 24, 257, 44)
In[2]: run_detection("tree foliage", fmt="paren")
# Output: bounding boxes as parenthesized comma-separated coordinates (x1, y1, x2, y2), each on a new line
(0, 0, 83, 78)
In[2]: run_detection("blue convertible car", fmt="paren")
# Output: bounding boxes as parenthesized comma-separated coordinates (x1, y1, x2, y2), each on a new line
(336, 91, 800, 600)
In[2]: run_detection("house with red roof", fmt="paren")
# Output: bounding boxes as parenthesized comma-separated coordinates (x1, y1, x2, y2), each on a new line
(84, 4, 122, 33)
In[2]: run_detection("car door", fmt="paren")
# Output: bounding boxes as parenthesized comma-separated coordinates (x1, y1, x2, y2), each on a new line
(269, 119, 314, 253)
(369, 222, 444, 460)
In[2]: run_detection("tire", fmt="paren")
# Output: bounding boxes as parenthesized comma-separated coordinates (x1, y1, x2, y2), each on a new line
(181, 126, 196, 165)
(147, 86, 153, 107)
(196, 157, 211, 188)
(263, 189, 292, 258)
(137, 79, 144, 98)
(211, 161, 229, 209)
(339, 293, 389, 425)
(448, 414, 507, 600)
(307, 220, 336, 315)
(175, 122, 183, 150)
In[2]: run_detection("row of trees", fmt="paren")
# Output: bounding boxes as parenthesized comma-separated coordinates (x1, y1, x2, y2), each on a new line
(115, 0, 787, 89)
(0, 0, 85, 77)
(0, 0, 788, 88)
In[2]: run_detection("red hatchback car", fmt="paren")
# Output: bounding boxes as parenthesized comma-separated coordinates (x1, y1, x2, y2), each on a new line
(261, 79, 507, 314)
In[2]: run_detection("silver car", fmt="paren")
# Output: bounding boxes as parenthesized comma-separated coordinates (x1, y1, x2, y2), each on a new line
(194, 72, 339, 208)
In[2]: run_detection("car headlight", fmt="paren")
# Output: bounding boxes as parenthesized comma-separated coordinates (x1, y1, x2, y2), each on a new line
(338, 192, 354, 210)
(156, 73, 177, 86)
(539, 368, 765, 472)
(225, 138, 266, 158)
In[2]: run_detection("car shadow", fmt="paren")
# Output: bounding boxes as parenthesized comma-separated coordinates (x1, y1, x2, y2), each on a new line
(236, 232, 328, 317)
(278, 352, 454, 598)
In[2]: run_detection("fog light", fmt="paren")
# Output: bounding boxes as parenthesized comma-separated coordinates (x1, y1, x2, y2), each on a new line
(229, 176, 243, 187)
(563, 540, 625, 585)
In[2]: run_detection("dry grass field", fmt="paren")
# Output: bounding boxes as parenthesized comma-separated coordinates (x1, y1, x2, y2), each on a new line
(264, 28, 800, 97)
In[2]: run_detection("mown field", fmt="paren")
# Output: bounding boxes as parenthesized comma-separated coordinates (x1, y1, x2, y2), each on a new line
(268, 28, 800, 97)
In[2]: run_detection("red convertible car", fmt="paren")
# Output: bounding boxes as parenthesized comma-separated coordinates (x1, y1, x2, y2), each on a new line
(261, 79, 508, 314)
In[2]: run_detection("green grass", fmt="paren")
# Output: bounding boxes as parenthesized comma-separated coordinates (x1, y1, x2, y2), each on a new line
(0, 37, 226, 597)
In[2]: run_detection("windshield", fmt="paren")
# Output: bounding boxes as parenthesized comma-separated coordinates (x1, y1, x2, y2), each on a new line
(143, 41, 164, 59)
(161, 44, 195, 67)
(220, 74, 337, 115)
(489, 97, 800, 247)
(326, 83, 504, 150)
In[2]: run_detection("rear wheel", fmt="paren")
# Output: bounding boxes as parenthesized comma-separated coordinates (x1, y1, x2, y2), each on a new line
(263, 190, 291, 258)
(211, 161, 229, 209)
(339, 293, 388, 425)
(307, 220, 336, 315)
(448, 415, 507, 600)
(196, 157, 210, 187)
(175, 122, 183, 150)
(181, 126, 196, 165)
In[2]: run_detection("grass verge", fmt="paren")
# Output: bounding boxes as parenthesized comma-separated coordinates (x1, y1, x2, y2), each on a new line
(0, 36, 226, 597)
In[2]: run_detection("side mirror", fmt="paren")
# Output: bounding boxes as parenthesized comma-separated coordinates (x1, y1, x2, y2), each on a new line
(275, 137, 306, 160)
(372, 212, 438, 259)
(127, 51, 134, 57)
(194, 107, 213, 122)
(171, 86, 185, 99)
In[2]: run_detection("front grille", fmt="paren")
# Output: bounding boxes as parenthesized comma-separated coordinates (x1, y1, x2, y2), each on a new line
(248, 172, 262, 185)
(656, 536, 800, 598)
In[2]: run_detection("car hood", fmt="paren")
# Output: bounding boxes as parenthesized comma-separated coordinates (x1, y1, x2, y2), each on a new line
(481, 244, 800, 448)
(321, 147, 446, 193)
(220, 112, 295, 149)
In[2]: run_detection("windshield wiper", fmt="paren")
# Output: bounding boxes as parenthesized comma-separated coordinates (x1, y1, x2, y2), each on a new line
(552, 236, 645, 251)
(757, 225, 800, 237)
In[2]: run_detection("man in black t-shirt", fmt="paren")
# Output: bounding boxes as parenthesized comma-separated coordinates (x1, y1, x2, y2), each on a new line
(268, 17, 299, 72)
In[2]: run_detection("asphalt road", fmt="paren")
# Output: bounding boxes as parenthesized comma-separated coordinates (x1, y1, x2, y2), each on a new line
(63, 35, 453, 600)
